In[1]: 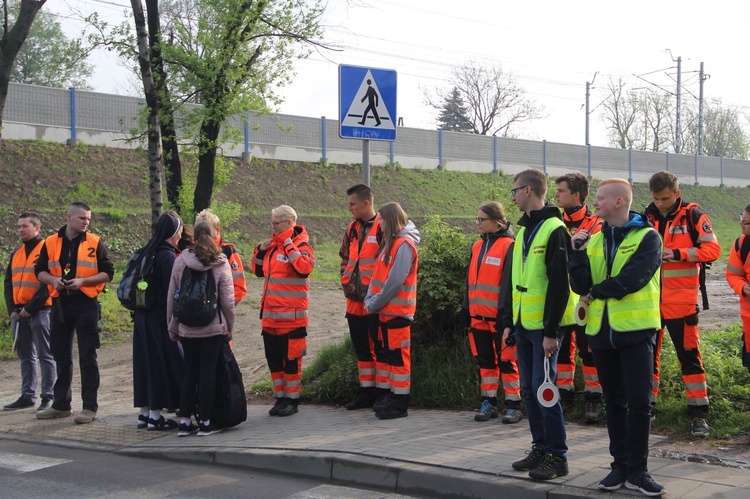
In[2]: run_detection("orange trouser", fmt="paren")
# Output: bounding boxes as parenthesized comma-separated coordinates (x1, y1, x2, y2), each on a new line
(556, 325, 602, 401)
(469, 326, 521, 407)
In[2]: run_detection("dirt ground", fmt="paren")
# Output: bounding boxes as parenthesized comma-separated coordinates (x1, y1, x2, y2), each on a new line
(1, 271, 749, 466)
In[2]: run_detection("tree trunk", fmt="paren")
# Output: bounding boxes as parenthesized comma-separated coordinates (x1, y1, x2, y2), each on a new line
(0, 0, 46, 138)
(145, 0, 182, 211)
(193, 119, 221, 213)
(131, 0, 162, 231)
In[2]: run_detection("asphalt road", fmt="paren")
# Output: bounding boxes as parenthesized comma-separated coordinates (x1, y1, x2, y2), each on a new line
(0, 440, 421, 499)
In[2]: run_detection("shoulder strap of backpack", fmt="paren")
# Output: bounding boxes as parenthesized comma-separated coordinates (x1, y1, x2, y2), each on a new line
(685, 206, 711, 310)
(740, 235, 750, 264)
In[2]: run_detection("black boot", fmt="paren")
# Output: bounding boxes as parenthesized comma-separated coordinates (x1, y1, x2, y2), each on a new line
(372, 388, 391, 412)
(278, 398, 299, 417)
(345, 387, 376, 410)
(376, 393, 408, 420)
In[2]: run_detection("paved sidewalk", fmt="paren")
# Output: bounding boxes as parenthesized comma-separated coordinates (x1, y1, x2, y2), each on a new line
(1, 401, 749, 498)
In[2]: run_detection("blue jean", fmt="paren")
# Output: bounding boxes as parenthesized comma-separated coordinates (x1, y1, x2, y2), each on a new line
(12, 310, 55, 401)
(515, 327, 567, 459)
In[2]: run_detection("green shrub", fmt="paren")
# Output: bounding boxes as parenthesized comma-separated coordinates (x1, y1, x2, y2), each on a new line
(301, 336, 358, 404)
(413, 216, 472, 344)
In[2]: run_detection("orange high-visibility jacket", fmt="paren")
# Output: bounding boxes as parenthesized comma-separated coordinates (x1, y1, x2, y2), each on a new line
(44, 232, 105, 299)
(254, 226, 315, 332)
(562, 205, 601, 236)
(369, 237, 418, 319)
(341, 214, 382, 315)
(11, 240, 51, 307)
(726, 234, 750, 319)
(467, 234, 513, 330)
(645, 202, 721, 318)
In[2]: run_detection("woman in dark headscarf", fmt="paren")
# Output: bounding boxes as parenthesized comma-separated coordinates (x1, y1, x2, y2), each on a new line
(133, 211, 185, 430)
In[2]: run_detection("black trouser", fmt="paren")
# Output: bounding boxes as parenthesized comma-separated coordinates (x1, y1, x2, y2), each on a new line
(347, 313, 384, 388)
(592, 341, 653, 477)
(179, 335, 224, 423)
(50, 297, 100, 412)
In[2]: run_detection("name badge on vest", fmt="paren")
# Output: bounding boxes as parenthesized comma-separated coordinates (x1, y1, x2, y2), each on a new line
(367, 235, 378, 244)
(276, 254, 289, 262)
(485, 256, 501, 266)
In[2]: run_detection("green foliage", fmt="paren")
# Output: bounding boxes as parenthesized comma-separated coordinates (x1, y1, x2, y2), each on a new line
(411, 339, 477, 408)
(413, 217, 473, 343)
(649, 325, 750, 438)
(8, 1, 94, 88)
(104, 208, 126, 223)
(301, 336, 358, 404)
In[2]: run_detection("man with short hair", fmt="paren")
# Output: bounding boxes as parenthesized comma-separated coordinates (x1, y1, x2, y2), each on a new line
(339, 184, 387, 410)
(3, 212, 55, 412)
(554, 173, 603, 423)
(195, 208, 247, 305)
(643, 170, 720, 437)
(569, 178, 665, 496)
(500, 168, 570, 480)
(35, 202, 114, 424)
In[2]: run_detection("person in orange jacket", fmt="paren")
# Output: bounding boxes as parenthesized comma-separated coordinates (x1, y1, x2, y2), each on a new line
(724, 204, 750, 375)
(252, 205, 315, 417)
(195, 209, 247, 305)
(643, 171, 721, 437)
(364, 202, 419, 420)
(339, 184, 387, 410)
(553, 173, 603, 424)
(461, 201, 522, 424)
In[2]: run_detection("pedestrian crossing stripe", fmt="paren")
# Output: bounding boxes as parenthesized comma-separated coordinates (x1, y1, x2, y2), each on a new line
(0, 452, 71, 473)
(341, 69, 395, 131)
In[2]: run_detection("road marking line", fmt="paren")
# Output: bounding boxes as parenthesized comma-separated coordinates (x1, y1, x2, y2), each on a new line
(0, 452, 72, 473)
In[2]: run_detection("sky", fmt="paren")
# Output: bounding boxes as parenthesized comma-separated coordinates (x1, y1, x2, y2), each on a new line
(44, 0, 750, 147)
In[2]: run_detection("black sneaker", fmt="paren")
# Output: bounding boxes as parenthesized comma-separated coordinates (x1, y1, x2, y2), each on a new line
(3, 396, 34, 411)
(625, 470, 666, 496)
(598, 468, 627, 491)
(585, 401, 601, 424)
(197, 422, 223, 436)
(345, 389, 376, 410)
(268, 398, 285, 416)
(528, 453, 569, 480)
(137, 414, 148, 429)
(690, 417, 709, 437)
(511, 445, 545, 471)
(178, 422, 199, 437)
(147, 415, 179, 431)
(474, 399, 499, 422)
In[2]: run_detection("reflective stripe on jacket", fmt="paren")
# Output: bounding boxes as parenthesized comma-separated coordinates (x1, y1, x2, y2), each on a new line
(586, 228, 661, 335)
(511, 217, 566, 330)
(341, 215, 381, 315)
(467, 236, 512, 329)
(369, 237, 418, 318)
(11, 241, 51, 306)
(726, 234, 750, 319)
(44, 232, 105, 298)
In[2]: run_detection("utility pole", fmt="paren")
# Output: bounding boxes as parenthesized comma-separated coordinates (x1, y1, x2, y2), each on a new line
(675, 56, 682, 153)
(585, 72, 598, 146)
(698, 62, 706, 156)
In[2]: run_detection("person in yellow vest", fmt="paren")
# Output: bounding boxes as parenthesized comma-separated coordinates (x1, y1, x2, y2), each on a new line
(500, 168, 570, 480)
(34, 202, 114, 424)
(725, 203, 750, 375)
(461, 201, 522, 423)
(3, 212, 55, 412)
(553, 172, 604, 423)
(339, 184, 387, 411)
(569, 179, 665, 497)
(365, 202, 419, 420)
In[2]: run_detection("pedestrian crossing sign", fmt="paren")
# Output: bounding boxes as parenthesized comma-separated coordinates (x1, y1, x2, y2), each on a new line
(339, 64, 397, 141)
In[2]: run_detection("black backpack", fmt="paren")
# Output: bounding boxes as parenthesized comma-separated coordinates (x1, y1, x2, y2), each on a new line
(173, 267, 219, 327)
(212, 339, 247, 428)
(117, 246, 156, 311)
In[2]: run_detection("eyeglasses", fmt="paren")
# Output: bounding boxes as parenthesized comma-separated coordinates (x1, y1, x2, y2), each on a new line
(739, 216, 750, 226)
(510, 185, 529, 196)
(271, 219, 289, 228)
(476, 217, 490, 224)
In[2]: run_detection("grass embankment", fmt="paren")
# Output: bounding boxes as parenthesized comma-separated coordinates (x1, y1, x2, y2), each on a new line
(1, 139, 749, 438)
